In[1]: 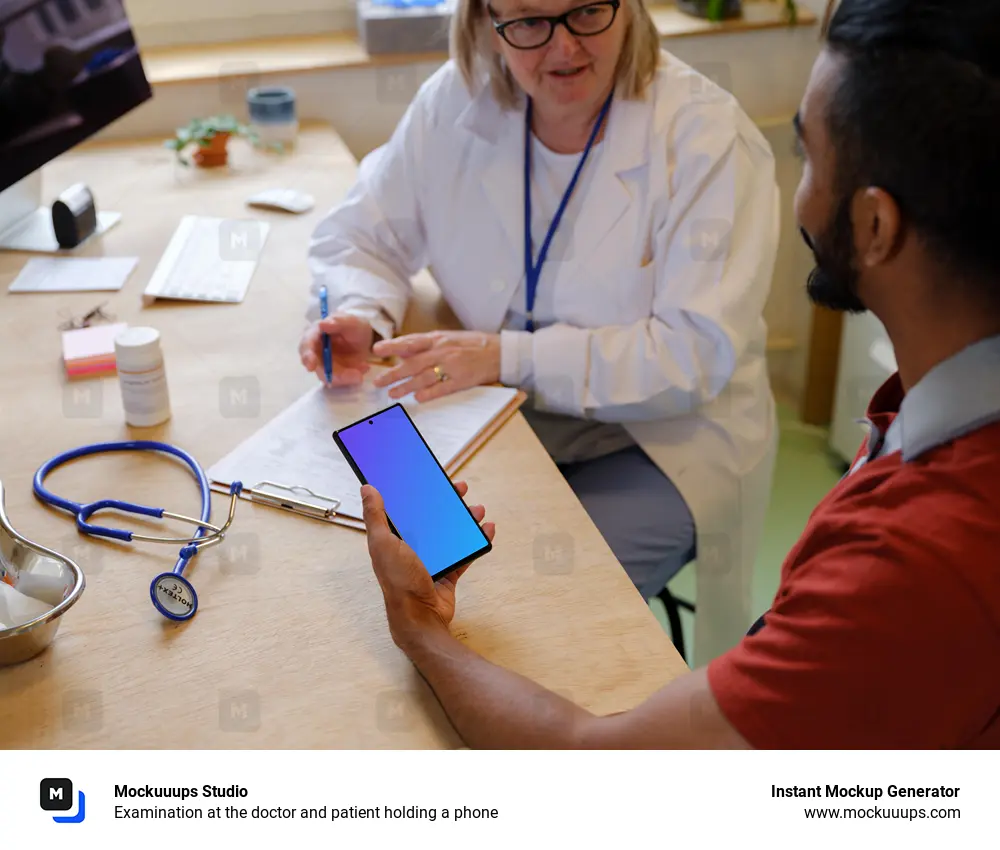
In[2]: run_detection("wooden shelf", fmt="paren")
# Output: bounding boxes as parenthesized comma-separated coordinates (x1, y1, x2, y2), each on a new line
(141, 32, 438, 86)
(141, 1, 816, 87)
(650, 1, 813, 38)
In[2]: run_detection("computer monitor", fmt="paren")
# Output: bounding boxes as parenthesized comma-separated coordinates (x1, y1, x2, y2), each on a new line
(0, 0, 152, 244)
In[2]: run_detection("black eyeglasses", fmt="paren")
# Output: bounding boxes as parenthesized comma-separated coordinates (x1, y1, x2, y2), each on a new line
(488, 0, 620, 50)
(57, 301, 116, 331)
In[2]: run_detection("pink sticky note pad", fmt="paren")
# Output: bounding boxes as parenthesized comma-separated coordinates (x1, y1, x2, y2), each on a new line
(62, 323, 128, 372)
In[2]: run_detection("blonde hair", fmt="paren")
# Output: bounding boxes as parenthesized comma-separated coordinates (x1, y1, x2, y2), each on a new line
(451, 0, 661, 109)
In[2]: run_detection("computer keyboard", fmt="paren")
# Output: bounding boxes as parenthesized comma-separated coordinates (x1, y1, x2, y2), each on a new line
(143, 215, 270, 303)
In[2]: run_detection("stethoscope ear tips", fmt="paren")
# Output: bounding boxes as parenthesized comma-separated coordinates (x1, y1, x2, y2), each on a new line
(150, 572, 198, 621)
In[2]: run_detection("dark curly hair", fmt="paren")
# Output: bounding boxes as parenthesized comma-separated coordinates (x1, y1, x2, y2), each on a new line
(825, 0, 1000, 305)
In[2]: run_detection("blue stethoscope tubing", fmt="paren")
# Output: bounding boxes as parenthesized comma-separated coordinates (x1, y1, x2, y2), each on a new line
(32, 440, 242, 621)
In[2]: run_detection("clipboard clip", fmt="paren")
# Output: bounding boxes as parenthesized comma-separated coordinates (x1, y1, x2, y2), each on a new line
(240, 481, 342, 521)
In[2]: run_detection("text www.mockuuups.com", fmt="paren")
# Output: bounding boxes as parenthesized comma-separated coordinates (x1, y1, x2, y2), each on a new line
(803, 807, 960, 820)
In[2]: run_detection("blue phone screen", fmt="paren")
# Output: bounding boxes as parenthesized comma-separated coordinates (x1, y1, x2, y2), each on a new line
(336, 405, 489, 578)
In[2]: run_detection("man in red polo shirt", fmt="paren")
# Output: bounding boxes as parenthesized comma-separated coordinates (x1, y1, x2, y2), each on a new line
(358, 0, 1000, 748)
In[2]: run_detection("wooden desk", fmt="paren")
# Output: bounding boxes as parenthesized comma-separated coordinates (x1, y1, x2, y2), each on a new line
(0, 126, 686, 748)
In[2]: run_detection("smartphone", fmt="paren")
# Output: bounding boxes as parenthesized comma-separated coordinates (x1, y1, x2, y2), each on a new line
(333, 404, 492, 580)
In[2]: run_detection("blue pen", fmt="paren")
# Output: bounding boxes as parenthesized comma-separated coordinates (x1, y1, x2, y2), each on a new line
(319, 286, 333, 385)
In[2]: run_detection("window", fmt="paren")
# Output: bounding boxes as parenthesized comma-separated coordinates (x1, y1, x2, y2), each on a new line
(124, 0, 357, 48)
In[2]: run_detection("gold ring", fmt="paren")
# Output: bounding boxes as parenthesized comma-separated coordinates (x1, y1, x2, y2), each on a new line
(433, 365, 448, 382)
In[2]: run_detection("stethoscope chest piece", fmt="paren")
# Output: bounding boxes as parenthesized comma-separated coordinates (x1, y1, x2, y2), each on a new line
(151, 572, 199, 621)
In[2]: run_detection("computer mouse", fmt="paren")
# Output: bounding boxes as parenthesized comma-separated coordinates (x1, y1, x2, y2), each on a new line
(246, 189, 315, 214)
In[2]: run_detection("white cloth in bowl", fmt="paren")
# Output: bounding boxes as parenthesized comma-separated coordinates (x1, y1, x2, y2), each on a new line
(0, 580, 53, 630)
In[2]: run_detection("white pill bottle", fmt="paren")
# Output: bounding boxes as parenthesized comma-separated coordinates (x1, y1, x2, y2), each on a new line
(114, 327, 172, 427)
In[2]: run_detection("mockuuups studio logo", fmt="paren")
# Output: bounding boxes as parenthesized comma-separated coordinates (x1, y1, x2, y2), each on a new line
(376, 66, 419, 105)
(219, 220, 265, 262)
(690, 62, 732, 104)
(376, 690, 415, 733)
(218, 62, 261, 109)
(62, 382, 102, 419)
(220, 689, 261, 732)
(533, 532, 575, 576)
(214, 532, 262, 577)
(40, 778, 86, 823)
(690, 219, 732, 263)
(219, 376, 261, 418)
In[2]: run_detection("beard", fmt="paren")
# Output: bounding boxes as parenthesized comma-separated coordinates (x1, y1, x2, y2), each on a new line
(802, 196, 867, 313)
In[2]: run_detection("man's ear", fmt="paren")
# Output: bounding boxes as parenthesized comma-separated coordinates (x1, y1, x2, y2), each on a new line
(853, 186, 903, 269)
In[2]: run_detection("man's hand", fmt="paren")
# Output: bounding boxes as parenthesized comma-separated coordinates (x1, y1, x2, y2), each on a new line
(361, 481, 495, 653)
(360, 484, 748, 750)
(299, 313, 376, 387)
(371, 331, 501, 402)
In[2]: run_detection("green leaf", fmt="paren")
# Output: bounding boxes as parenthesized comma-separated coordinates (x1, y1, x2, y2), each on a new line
(211, 115, 240, 133)
(166, 112, 263, 151)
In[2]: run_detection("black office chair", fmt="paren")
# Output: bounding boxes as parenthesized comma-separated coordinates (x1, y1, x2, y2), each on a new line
(656, 586, 696, 664)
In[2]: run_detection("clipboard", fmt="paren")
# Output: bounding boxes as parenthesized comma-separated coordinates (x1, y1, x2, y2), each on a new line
(208, 383, 527, 532)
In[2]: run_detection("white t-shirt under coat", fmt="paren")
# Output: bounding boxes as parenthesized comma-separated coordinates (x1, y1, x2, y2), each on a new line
(502, 135, 636, 465)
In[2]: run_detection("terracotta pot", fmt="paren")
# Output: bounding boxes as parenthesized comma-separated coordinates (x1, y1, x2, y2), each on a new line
(193, 131, 231, 168)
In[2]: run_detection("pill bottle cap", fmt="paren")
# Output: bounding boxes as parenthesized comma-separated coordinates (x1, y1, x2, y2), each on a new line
(115, 327, 164, 373)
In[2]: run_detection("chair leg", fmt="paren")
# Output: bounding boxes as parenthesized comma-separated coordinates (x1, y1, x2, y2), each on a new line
(656, 586, 688, 663)
(674, 596, 695, 614)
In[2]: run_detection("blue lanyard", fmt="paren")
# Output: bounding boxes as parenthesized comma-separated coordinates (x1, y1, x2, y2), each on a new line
(523, 91, 613, 332)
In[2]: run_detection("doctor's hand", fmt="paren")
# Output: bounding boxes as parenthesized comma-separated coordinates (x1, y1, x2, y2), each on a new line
(298, 313, 375, 387)
(371, 331, 501, 402)
(362, 481, 495, 653)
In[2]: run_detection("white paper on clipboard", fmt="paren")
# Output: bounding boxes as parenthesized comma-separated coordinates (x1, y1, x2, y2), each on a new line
(207, 367, 521, 524)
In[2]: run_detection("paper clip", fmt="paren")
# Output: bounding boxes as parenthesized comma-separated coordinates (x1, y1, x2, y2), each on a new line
(241, 481, 341, 520)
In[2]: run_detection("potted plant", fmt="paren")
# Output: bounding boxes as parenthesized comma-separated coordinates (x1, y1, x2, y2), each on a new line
(678, 0, 797, 24)
(677, 0, 742, 20)
(164, 114, 280, 168)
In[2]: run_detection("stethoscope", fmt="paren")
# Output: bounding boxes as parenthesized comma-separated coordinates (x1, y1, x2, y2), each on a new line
(33, 441, 243, 622)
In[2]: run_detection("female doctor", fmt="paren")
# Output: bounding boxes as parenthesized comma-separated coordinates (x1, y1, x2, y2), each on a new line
(300, 0, 780, 665)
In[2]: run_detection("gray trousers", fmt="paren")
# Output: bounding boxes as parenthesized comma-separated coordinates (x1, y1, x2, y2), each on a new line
(557, 446, 697, 599)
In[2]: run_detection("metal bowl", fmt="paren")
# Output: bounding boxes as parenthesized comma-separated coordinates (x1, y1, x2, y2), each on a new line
(0, 479, 85, 667)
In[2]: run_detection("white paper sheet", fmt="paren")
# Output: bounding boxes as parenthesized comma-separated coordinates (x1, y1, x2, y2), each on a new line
(8, 256, 138, 293)
(207, 368, 519, 521)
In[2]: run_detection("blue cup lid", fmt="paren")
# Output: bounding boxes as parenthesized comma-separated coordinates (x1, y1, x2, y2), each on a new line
(247, 87, 296, 121)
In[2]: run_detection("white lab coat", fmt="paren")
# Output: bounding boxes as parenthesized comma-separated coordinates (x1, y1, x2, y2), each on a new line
(308, 51, 780, 667)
